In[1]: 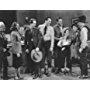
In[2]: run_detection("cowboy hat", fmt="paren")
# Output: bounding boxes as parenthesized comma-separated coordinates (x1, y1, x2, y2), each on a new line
(78, 15, 87, 23)
(31, 49, 43, 63)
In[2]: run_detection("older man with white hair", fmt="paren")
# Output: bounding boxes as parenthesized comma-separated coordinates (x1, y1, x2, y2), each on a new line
(77, 15, 88, 79)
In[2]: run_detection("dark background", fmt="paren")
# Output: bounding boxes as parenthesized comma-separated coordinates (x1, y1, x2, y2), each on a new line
(0, 10, 16, 33)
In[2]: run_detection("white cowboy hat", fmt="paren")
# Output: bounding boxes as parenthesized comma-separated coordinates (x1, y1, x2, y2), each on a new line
(31, 49, 43, 63)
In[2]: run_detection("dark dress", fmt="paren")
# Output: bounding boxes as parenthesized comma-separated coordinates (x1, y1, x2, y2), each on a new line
(11, 31, 22, 69)
(13, 54, 22, 69)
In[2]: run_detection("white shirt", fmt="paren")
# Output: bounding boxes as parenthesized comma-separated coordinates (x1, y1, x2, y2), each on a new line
(38, 24, 54, 49)
(80, 27, 88, 49)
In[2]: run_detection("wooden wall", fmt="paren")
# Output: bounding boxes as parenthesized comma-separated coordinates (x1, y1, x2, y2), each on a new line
(16, 10, 90, 40)
(0, 10, 89, 36)
(16, 10, 83, 27)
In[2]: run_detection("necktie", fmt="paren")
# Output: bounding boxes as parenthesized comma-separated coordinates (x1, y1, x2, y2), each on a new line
(44, 26, 47, 35)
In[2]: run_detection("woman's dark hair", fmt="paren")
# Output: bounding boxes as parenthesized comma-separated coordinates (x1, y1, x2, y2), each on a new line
(29, 18, 36, 24)
(44, 17, 51, 21)
(56, 17, 62, 22)
(71, 23, 78, 28)
(71, 23, 81, 31)
(25, 17, 29, 24)
(10, 22, 19, 31)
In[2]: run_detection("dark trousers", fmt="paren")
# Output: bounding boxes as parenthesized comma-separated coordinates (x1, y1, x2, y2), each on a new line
(79, 47, 88, 76)
(21, 45, 26, 66)
(25, 43, 35, 73)
(26, 53, 33, 73)
(26, 42, 41, 75)
(61, 46, 71, 69)
(13, 54, 22, 69)
(43, 40, 52, 68)
(54, 40, 62, 69)
(0, 52, 8, 80)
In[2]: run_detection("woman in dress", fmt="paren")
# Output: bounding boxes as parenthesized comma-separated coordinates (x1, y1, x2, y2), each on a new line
(10, 22, 23, 79)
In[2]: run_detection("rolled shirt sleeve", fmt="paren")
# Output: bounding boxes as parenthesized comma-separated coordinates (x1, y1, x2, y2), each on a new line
(38, 24, 54, 50)
(80, 27, 88, 50)
(50, 27, 54, 50)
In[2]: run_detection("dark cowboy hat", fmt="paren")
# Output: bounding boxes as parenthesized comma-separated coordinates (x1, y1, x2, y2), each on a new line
(78, 15, 87, 23)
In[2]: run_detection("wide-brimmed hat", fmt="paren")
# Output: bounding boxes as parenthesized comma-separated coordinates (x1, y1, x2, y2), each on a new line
(72, 15, 87, 24)
(78, 15, 87, 23)
(31, 49, 43, 63)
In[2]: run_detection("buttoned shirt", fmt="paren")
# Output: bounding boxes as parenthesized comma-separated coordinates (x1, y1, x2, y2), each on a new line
(38, 24, 54, 49)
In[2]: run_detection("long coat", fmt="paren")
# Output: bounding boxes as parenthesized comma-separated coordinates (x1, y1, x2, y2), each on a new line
(25, 27, 41, 50)
(25, 26, 43, 73)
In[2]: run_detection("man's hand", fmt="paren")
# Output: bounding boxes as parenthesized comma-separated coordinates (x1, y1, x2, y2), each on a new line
(26, 49, 29, 53)
(50, 47, 53, 52)
(3, 48, 7, 52)
(62, 47, 65, 51)
(79, 48, 83, 53)
(36, 47, 39, 52)
(17, 53, 20, 57)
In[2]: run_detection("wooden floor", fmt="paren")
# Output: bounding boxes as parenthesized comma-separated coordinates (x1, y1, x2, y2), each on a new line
(22, 67, 90, 80)
(0, 66, 90, 80)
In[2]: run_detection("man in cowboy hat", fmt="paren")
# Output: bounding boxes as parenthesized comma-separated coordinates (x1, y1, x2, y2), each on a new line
(77, 15, 88, 79)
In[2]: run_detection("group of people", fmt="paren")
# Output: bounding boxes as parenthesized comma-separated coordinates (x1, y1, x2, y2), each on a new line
(0, 15, 89, 80)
